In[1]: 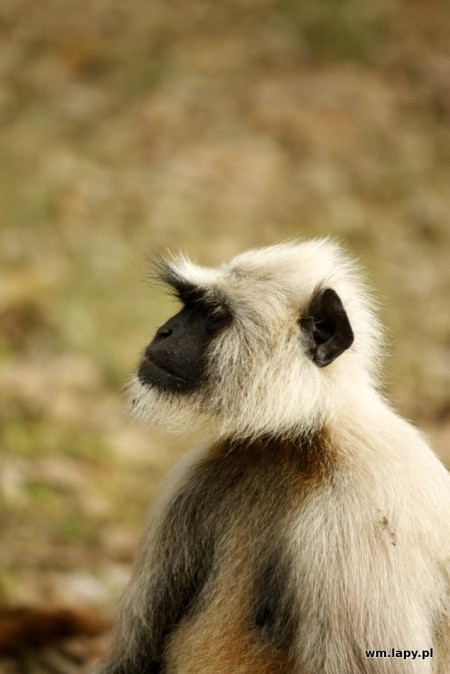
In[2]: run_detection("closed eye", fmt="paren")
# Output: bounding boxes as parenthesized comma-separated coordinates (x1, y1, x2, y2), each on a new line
(203, 304, 232, 330)
(179, 291, 232, 329)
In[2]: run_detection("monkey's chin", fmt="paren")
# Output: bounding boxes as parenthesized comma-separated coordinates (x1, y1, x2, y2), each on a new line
(126, 376, 208, 434)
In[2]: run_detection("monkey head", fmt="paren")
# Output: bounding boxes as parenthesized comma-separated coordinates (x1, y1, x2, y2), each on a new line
(128, 240, 381, 439)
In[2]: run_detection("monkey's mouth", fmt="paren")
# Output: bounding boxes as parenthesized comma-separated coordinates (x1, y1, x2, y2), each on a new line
(138, 357, 188, 392)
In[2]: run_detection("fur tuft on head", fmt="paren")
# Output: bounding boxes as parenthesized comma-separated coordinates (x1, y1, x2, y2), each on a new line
(129, 239, 383, 440)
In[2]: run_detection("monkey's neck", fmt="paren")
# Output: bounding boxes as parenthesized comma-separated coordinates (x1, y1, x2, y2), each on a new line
(207, 427, 340, 482)
(209, 389, 396, 477)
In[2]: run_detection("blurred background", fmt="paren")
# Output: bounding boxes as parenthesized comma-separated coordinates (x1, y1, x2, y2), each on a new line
(0, 0, 449, 671)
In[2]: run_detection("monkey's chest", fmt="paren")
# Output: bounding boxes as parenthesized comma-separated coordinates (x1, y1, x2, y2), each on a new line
(161, 450, 305, 673)
(163, 530, 297, 674)
(164, 577, 295, 673)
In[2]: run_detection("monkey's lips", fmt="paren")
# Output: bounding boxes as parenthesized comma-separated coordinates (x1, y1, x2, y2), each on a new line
(138, 357, 188, 392)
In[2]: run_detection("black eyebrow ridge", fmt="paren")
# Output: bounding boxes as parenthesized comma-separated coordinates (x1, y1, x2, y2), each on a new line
(152, 257, 231, 313)
(152, 257, 197, 298)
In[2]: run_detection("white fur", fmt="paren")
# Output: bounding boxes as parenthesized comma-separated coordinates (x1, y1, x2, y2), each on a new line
(289, 396, 450, 673)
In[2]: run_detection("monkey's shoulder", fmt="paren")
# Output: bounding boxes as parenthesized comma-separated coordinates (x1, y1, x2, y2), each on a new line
(168, 435, 331, 519)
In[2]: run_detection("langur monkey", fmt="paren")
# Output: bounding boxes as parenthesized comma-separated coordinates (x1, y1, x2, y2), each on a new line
(95, 240, 450, 674)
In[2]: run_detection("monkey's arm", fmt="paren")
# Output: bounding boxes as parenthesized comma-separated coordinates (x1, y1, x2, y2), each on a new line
(94, 453, 214, 674)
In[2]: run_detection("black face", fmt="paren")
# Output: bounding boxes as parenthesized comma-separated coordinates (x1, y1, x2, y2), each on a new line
(138, 292, 231, 394)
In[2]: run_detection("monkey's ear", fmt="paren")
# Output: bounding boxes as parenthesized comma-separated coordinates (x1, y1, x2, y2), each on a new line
(300, 288, 354, 367)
